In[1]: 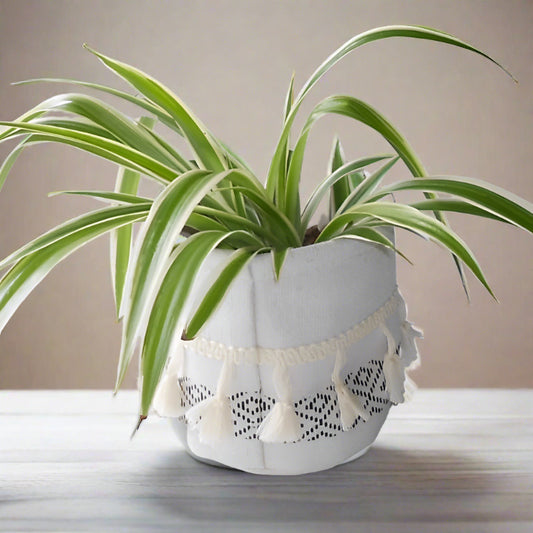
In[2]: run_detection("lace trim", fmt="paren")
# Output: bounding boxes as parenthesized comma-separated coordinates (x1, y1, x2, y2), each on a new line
(185, 289, 401, 366)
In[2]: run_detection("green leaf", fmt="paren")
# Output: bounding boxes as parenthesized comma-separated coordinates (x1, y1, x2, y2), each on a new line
(49, 189, 152, 205)
(305, 95, 426, 176)
(268, 22, 515, 298)
(0, 139, 26, 193)
(0, 204, 150, 270)
(317, 201, 495, 297)
(218, 167, 273, 223)
(279, 73, 297, 206)
(409, 199, 510, 224)
(110, 116, 157, 320)
(13, 77, 186, 136)
(217, 139, 254, 173)
(328, 137, 349, 218)
(15, 78, 246, 173)
(284, 92, 411, 230)
(272, 248, 289, 280)
(140, 230, 262, 415)
(194, 205, 278, 247)
(283, 72, 296, 122)
(0, 121, 177, 185)
(32, 116, 119, 140)
(137, 119, 192, 173)
(348, 169, 366, 190)
(337, 156, 399, 212)
(231, 188, 248, 219)
(295, 94, 471, 298)
(266, 24, 515, 200)
(185, 212, 228, 233)
(300, 154, 393, 234)
(333, 226, 412, 264)
(140, 231, 229, 414)
(116, 169, 233, 392)
(220, 186, 301, 247)
(216, 167, 266, 197)
(112, 215, 134, 321)
(184, 247, 260, 340)
(295, 25, 515, 111)
(0, 208, 148, 333)
(7, 93, 183, 170)
(84, 45, 227, 172)
(372, 176, 533, 233)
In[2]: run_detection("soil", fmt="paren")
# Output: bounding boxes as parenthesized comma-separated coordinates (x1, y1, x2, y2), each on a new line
(303, 225, 320, 246)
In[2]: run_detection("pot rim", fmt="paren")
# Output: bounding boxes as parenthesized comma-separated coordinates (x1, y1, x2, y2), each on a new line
(207, 226, 395, 275)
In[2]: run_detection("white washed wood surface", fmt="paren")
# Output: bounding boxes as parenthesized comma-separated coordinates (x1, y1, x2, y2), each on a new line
(1, 390, 532, 533)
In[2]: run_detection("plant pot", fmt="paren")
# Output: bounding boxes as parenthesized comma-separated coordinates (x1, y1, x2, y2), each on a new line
(155, 234, 421, 475)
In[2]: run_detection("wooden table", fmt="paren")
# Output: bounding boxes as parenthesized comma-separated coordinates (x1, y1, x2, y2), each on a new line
(1, 390, 531, 532)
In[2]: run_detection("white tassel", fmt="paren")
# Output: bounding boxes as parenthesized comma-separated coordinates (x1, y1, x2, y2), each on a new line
(403, 374, 418, 402)
(332, 348, 369, 430)
(381, 324, 407, 405)
(256, 361, 302, 443)
(335, 381, 369, 429)
(256, 402, 302, 443)
(186, 395, 234, 444)
(153, 343, 186, 417)
(186, 356, 234, 444)
(400, 321, 423, 369)
(153, 374, 186, 417)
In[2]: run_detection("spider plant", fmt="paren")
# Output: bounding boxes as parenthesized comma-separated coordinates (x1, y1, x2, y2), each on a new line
(0, 25, 531, 427)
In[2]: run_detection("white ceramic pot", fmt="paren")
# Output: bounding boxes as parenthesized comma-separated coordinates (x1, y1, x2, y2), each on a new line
(155, 235, 420, 475)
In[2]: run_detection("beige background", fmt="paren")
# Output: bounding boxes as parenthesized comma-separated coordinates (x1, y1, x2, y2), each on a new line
(0, 0, 531, 389)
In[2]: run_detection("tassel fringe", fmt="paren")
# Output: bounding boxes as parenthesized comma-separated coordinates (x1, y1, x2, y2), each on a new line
(186, 356, 234, 444)
(403, 374, 418, 403)
(256, 362, 302, 443)
(166, 303, 422, 441)
(332, 347, 369, 430)
(256, 402, 302, 443)
(186, 395, 234, 443)
(381, 324, 408, 404)
(153, 344, 186, 417)
(334, 380, 369, 429)
(383, 350, 406, 405)
(400, 321, 423, 369)
(153, 374, 187, 417)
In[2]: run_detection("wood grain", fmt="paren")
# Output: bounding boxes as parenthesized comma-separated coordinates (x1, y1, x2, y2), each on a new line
(1, 390, 532, 532)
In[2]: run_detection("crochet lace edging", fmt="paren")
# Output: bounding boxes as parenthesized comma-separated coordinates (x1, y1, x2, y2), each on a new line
(184, 288, 402, 366)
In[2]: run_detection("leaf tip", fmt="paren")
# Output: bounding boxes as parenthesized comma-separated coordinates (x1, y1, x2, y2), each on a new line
(130, 415, 147, 439)
(288, 70, 296, 86)
(488, 286, 499, 303)
(83, 43, 99, 57)
(272, 248, 288, 280)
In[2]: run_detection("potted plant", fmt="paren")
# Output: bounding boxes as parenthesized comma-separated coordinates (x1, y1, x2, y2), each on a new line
(0, 25, 531, 475)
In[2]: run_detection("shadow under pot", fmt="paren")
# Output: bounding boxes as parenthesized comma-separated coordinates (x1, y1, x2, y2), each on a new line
(153, 234, 422, 475)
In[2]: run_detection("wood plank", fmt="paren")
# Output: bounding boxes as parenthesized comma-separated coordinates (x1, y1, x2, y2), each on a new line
(2, 389, 533, 417)
(0, 389, 135, 415)
(1, 414, 532, 451)
(0, 390, 532, 532)
(0, 493, 532, 526)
